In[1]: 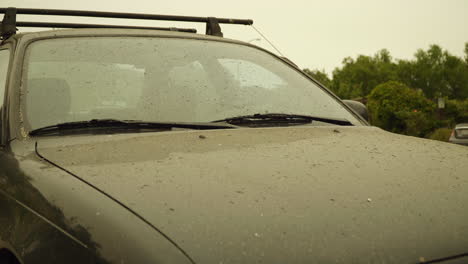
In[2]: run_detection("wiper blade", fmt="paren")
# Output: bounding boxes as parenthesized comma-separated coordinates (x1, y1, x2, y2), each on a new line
(211, 113, 353, 126)
(418, 251, 468, 263)
(29, 119, 237, 136)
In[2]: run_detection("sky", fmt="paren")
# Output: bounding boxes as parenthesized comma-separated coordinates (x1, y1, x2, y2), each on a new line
(2, 0, 468, 74)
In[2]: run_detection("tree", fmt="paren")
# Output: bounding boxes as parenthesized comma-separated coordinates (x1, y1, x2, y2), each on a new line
(321, 44, 468, 101)
(330, 49, 398, 99)
(303, 69, 332, 89)
(445, 99, 468, 124)
(465, 42, 468, 64)
(302, 43, 468, 138)
(367, 81, 436, 137)
(398, 44, 468, 100)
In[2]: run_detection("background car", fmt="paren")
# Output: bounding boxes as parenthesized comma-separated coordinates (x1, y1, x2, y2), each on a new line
(449, 123, 468, 146)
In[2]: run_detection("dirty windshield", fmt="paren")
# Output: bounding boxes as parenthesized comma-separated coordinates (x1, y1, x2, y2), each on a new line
(22, 36, 361, 130)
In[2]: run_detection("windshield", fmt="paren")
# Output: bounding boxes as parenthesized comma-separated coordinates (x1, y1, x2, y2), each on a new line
(22, 36, 361, 130)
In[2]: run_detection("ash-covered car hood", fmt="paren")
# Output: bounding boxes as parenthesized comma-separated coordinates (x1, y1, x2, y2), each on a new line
(36, 126, 468, 264)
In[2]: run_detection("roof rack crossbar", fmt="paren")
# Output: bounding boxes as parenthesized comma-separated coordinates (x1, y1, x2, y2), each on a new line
(0, 7, 253, 39)
(0, 8, 253, 25)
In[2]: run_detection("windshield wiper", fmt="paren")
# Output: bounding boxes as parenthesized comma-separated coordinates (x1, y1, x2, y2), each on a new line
(29, 119, 238, 136)
(418, 252, 468, 263)
(211, 113, 353, 126)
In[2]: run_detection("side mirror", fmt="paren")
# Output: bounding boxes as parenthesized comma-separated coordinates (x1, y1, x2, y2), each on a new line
(343, 100, 369, 121)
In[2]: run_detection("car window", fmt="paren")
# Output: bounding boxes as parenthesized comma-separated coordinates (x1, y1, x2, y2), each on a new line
(0, 49, 10, 109)
(27, 61, 144, 123)
(218, 58, 286, 89)
(22, 37, 361, 130)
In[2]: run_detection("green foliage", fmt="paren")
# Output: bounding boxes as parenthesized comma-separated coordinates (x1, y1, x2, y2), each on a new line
(367, 81, 436, 136)
(445, 99, 468, 124)
(398, 45, 468, 100)
(305, 43, 468, 139)
(395, 111, 436, 137)
(308, 43, 468, 101)
(428, 128, 453, 142)
(330, 49, 398, 99)
(465, 42, 468, 64)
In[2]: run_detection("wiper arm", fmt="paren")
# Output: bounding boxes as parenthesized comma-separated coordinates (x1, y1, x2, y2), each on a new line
(29, 119, 238, 136)
(418, 251, 468, 263)
(211, 113, 353, 126)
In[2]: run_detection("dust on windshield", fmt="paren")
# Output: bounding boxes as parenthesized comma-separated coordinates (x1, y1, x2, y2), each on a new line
(22, 36, 361, 130)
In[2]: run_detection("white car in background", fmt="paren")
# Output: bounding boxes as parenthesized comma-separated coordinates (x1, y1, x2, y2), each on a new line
(449, 123, 468, 146)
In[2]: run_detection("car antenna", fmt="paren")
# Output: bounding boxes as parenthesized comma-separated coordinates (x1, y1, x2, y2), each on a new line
(251, 24, 285, 56)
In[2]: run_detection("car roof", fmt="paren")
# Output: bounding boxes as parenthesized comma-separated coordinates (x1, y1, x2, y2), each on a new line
(11, 27, 247, 45)
(455, 123, 468, 129)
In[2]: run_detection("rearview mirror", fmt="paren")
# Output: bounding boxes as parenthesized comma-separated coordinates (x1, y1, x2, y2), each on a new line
(343, 100, 369, 121)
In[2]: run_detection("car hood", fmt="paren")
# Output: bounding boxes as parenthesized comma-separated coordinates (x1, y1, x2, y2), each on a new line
(36, 126, 468, 264)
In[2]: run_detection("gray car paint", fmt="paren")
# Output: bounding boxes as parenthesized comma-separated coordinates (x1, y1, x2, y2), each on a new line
(35, 126, 468, 264)
(1, 139, 192, 264)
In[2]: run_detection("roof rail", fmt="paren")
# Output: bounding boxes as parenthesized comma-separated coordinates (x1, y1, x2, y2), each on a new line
(16, 22, 198, 33)
(0, 7, 254, 39)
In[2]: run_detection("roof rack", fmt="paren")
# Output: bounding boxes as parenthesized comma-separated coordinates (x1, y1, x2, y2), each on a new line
(0, 7, 254, 39)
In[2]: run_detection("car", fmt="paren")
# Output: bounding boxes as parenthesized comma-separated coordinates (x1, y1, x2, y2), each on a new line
(449, 123, 468, 146)
(1, 7, 468, 264)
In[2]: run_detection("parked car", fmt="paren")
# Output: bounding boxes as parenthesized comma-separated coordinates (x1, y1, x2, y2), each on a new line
(1, 7, 468, 264)
(449, 123, 468, 146)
